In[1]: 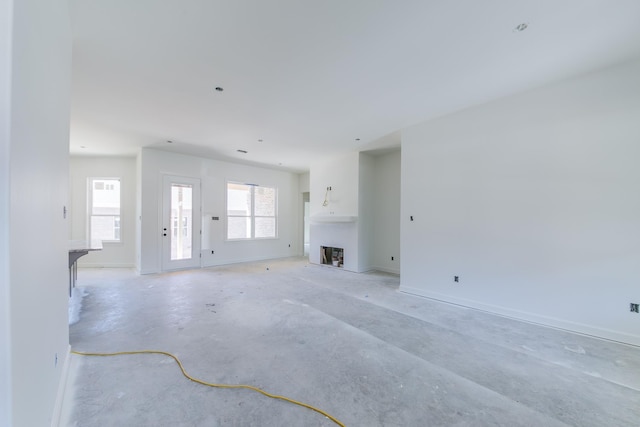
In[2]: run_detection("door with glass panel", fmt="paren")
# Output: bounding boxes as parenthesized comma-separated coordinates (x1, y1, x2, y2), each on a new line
(161, 175, 201, 271)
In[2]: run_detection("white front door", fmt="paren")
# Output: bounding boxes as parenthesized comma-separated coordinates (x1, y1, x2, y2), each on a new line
(162, 175, 201, 271)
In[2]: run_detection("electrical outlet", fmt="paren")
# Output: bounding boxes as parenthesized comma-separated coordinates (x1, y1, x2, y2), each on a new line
(211, 250, 214, 254)
(630, 303, 639, 313)
(391, 256, 394, 261)
(454, 276, 459, 283)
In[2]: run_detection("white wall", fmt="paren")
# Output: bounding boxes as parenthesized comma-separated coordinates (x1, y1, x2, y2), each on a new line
(401, 59, 640, 346)
(372, 150, 401, 274)
(0, 0, 12, 423)
(70, 156, 137, 267)
(310, 152, 360, 218)
(299, 172, 310, 255)
(135, 152, 142, 271)
(139, 148, 301, 274)
(2, 0, 72, 425)
(358, 152, 375, 272)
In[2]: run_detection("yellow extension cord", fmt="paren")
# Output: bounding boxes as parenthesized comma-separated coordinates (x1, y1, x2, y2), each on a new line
(72, 350, 346, 427)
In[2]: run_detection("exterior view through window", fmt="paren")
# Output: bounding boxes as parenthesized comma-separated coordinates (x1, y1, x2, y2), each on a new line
(227, 182, 277, 239)
(89, 178, 121, 242)
(170, 183, 193, 260)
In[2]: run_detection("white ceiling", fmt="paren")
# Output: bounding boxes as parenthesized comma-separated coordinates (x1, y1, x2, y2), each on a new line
(69, 0, 640, 172)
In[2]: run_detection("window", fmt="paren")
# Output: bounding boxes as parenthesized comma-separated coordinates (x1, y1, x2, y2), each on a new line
(89, 178, 121, 242)
(227, 182, 277, 239)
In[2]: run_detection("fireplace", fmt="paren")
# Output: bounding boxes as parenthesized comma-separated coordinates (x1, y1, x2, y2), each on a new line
(310, 221, 358, 272)
(321, 246, 344, 268)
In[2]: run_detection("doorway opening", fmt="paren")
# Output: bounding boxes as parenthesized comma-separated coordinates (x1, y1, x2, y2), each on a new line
(303, 192, 310, 256)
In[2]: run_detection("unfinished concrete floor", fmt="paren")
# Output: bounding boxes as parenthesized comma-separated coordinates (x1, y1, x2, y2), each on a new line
(60, 257, 640, 426)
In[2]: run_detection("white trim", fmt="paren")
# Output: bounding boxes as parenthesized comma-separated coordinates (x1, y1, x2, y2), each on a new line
(400, 287, 640, 347)
(310, 215, 357, 223)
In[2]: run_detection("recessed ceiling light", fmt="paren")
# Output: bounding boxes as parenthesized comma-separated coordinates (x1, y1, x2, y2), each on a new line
(513, 22, 528, 32)
(166, 140, 173, 144)
(215, 87, 224, 92)
(237, 149, 248, 154)
(258, 139, 263, 143)
(355, 138, 361, 141)
(80, 145, 86, 148)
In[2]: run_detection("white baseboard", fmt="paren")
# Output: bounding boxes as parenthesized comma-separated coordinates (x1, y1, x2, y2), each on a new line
(50, 345, 71, 427)
(400, 286, 640, 347)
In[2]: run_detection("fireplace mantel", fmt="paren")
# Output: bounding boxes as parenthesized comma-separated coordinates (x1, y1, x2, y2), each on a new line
(310, 215, 357, 223)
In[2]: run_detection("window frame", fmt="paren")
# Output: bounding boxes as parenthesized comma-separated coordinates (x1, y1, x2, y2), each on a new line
(88, 177, 122, 243)
(226, 181, 278, 241)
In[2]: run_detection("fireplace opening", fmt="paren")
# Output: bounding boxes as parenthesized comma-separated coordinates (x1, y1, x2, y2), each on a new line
(321, 246, 344, 268)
